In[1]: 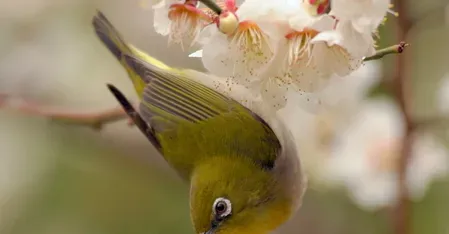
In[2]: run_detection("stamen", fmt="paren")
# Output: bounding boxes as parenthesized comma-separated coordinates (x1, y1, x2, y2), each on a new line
(387, 4, 399, 17)
(284, 29, 319, 67)
(168, 3, 208, 49)
(223, 21, 273, 83)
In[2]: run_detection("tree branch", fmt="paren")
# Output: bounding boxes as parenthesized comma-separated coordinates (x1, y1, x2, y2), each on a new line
(393, 1, 413, 234)
(363, 41, 410, 62)
(0, 95, 133, 130)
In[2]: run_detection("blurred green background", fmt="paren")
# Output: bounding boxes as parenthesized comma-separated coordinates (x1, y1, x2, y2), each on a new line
(0, 0, 448, 234)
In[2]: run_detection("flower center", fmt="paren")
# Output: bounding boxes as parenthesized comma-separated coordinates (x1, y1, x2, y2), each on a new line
(367, 139, 401, 173)
(284, 29, 319, 67)
(168, 3, 202, 21)
(168, 3, 209, 48)
(228, 21, 273, 67)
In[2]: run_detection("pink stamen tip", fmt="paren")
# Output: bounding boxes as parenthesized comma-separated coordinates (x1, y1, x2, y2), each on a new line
(317, 4, 327, 15)
(285, 31, 298, 39)
(225, 0, 237, 12)
(309, 0, 317, 5)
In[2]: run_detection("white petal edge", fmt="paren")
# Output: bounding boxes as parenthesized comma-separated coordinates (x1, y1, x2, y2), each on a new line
(189, 49, 203, 58)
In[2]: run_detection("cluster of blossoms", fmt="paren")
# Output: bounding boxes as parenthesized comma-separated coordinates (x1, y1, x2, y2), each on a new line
(323, 99, 448, 210)
(283, 62, 449, 210)
(149, 0, 395, 110)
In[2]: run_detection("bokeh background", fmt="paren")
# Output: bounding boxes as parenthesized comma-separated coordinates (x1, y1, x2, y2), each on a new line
(0, 0, 449, 233)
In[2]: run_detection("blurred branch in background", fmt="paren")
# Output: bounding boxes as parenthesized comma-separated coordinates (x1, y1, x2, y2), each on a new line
(393, 0, 414, 234)
(0, 95, 134, 130)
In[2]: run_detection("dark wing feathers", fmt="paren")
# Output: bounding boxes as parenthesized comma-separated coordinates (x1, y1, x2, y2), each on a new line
(107, 84, 161, 150)
(92, 11, 131, 61)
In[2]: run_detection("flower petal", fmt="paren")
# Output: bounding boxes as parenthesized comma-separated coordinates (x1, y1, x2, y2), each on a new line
(288, 8, 335, 31)
(201, 21, 276, 86)
(330, 0, 391, 33)
(188, 49, 203, 57)
(311, 21, 375, 59)
(152, 0, 174, 36)
(236, 0, 302, 22)
(407, 133, 449, 200)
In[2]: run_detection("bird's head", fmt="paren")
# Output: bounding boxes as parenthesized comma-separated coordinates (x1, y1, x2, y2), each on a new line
(189, 156, 292, 234)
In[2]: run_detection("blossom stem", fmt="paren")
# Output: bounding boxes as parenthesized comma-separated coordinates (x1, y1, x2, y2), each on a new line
(0, 94, 133, 130)
(198, 0, 223, 15)
(363, 42, 410, 62)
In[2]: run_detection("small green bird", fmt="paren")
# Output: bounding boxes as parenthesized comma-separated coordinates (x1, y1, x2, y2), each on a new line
(93, 11, 306, 234)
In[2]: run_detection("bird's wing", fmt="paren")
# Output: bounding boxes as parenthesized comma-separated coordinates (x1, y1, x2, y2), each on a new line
(118, 54, 281, 170)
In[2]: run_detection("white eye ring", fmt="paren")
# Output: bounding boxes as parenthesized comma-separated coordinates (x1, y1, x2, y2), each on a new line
(212, 197, 232, 218)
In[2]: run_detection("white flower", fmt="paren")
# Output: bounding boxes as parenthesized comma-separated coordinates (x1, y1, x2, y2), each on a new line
(314, 60, 382, 108)
(437, 73, 449, 114)
(330, 0, 394, 34)
(190, 0, 381, 111)
(310, 20, 375, 65)
(278, 4, 376, 91)
(274, 13, 337, 92)
(199, 0, 284, 87)
(323, 99, 449, 210)
(278, 61, 382, 187)
(152, 0, 213, 49)
(407, 133, 449, 199)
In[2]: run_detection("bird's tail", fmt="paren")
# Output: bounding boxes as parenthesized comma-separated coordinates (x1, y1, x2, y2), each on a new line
(92, 11, 147, 98)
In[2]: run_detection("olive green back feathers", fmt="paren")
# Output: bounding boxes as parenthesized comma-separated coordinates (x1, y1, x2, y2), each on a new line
(93, 11, 282, 179)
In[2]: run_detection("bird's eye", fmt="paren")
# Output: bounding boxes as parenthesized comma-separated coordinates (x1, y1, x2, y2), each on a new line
(212, 197, 232, 218)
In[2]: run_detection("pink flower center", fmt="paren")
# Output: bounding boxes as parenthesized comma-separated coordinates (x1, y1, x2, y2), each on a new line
(367, 138, 401, 173)
(169, 3, 209, 21)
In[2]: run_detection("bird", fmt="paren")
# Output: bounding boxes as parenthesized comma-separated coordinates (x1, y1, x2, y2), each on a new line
(92, 11, 306, 234)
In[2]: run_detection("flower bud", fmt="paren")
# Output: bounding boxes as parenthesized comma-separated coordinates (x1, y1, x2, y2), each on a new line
(217, 12, 239, 35)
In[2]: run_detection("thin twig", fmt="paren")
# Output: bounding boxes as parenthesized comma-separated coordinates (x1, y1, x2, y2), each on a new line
(0, 95, 133, 130)
(198, 0, 223, 15)
(363, 42, 410, 62)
